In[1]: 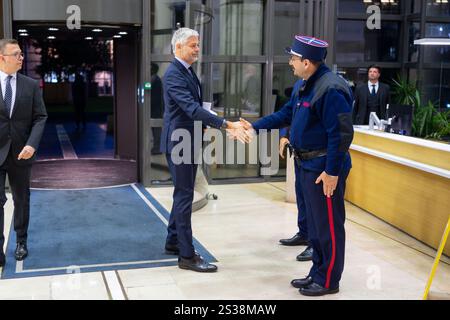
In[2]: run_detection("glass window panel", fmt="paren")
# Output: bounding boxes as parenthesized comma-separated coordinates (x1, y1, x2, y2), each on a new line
(409, 22, 421, 62)
(408, 68, 418, 86)
(208, 62, 262, 180)
(150, 62, 171, 183)
(212, 63, 263, 118)
(150, 0, 206, 54)
(272, 63, 298, 176)
(211, 0, 264, 56)
(273, 63, 297, 113)
(421, 68, 450, 111)
(273, 0, 300, 55)
(426, 0, 450, 17)
(336, 20, 400, 62)
(338, 0, 401, 15)
(411, 0, 422, 13)
(424, 23, 450, 63)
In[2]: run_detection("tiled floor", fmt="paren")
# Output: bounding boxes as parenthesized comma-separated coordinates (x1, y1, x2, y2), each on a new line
(1, 182, 449, 300)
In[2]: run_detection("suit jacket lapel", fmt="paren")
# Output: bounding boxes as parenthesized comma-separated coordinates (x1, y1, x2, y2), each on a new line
(11, 73, 23, 119)
(172, 59, 202, 102)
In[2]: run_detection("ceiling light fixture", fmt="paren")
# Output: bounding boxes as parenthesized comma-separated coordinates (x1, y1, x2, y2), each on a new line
(93, 29, 103, 33)
(48, 27, 59, 31)
(414, 38, 450, 45)
(47, 36, 56, 40)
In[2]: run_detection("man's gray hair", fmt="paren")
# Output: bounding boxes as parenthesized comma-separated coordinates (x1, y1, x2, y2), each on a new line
(171, 28, 199, 53)
(0, 39, 18, 54)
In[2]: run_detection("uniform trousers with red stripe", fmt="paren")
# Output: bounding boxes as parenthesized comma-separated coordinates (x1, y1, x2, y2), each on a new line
(300, 166, 350, 290)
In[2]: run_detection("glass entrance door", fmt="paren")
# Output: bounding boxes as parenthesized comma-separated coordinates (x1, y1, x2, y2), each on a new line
(149, 0, 269, 184)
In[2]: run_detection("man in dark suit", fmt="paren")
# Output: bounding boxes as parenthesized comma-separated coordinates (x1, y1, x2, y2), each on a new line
(160, 28, 248, 273)
(352, 65, 390, 125)
(0, 39, 48, 267)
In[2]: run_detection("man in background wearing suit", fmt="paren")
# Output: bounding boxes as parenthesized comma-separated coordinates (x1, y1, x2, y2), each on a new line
(160, 28, 248, 273)
(352, 65, 390, 125)
(0, 39, 48, 267)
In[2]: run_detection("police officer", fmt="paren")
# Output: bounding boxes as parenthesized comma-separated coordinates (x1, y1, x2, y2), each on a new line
(241, 35, 354, 296)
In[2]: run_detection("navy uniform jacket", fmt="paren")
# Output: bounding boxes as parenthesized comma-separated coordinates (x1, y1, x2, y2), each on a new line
(253, 64, 354, 176)
(160, 59, 225, 154)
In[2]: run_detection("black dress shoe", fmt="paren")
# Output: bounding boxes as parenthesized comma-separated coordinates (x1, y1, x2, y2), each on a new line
(165, 243, 179, 255)
(15, 242, 28, 261)
(299, 282, 339, 297)
(0, 253, 5, 267)
(279, 234, 308, 246)
(291, 276, 313, 289)
(178, 253, 217, 273)
(296, 246, 313, 261)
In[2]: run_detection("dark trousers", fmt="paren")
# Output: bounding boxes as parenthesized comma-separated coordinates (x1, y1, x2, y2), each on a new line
(301, 167, 349, 289)
(165, 154, 197, 259)
(0, 152, 32, 252)
(294, 162, 308, 239)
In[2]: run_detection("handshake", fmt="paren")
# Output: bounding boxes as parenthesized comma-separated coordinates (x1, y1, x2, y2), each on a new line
(225, 118, 256, 144)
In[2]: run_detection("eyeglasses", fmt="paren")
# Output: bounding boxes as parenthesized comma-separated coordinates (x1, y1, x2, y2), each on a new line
(289, 55, 301, 62)
(2, 52, 24, 60)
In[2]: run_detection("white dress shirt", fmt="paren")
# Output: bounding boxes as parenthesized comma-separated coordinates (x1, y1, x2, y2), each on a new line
(175, 57, 191, 71)
(368, 81, 379, 95)
(0, 70, 18, 117)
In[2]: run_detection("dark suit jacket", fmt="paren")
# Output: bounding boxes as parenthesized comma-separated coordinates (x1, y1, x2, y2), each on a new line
(0, 73, 48, 167)
(160, 59, 225, 154)
(352, 82, 390, 125)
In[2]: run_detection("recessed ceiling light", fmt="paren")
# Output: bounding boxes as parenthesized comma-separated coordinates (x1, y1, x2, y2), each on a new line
(93, 29, 103, 33)
(18, 29, 27, 33)
(119, 32, 128, 35)
(48, 27, 59, 31)
(19, 33, 29, 37)
(113, 35, 122, 38)
(47, 36, 56, 40)
(85, 37, 93, 40)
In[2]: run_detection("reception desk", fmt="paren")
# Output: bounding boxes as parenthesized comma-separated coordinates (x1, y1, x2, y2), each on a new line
(346, 127, 450, 256)
(286, 126, 450, 255)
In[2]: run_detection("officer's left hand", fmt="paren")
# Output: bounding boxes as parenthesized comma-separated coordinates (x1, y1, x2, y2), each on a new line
(315, 171, 339, 198)
(18, 146, 36, 160)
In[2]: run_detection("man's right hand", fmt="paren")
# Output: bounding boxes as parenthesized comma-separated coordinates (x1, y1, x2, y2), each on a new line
(279, 137, 290, 159)
(226, 121, 253, 144)
(239, 118, 253, 131)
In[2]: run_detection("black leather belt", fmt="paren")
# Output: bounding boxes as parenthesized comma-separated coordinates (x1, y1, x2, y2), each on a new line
(288, 144, 327, 162)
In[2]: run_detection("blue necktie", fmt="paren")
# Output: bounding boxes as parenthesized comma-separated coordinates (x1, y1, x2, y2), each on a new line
(371, 85, 376, 96)
(189, 67, 201, 96)
(4, 75, 13, 117)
